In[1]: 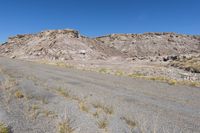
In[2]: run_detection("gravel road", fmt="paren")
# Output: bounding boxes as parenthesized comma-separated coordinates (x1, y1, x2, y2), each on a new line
(0, 57, 199, 133)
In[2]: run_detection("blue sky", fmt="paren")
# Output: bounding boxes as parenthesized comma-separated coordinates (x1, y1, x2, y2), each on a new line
(0, 0, 200, 42)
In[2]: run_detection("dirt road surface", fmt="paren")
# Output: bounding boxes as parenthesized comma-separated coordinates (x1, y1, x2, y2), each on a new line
(0, 57, 199, 133)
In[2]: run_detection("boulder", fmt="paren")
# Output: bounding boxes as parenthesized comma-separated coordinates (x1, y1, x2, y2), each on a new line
(10, 55, 16, 59)
(79, 50, 86, 55)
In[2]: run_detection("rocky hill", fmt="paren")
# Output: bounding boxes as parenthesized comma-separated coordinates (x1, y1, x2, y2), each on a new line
(96, 33, 200, 58)
(0, 29, 117, 61)
(0, 31, 200, 133)
(0, 29, 200, 61)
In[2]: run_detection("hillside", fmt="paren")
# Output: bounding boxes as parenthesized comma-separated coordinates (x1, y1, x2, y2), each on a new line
(0, 29, 117, 61)
(1, 29, 200, 86)
(1, 29, 200, 61)
(96, 32, 200, 58)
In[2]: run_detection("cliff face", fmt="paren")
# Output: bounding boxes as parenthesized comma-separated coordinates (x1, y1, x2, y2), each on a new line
(0, 29, 200, 61)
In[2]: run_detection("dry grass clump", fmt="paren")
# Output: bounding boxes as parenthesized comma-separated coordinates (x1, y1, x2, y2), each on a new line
(121, 116, 136, 128)
(58, 119, 75, 133)
(55, 62, 74, 69)
(128, 73, 200, 87)
(170, 56, 200, 73)
(31, 104, 40, 111)
(92, 102, 113, 115)
(148, 76, 166, 81)
(149, 76, 177, 85)
(115, 70, 124, 76)
(167, 79, 177, 85)
(56, 88, 70, 98)
(149, 76, 200, 87)
(15, 90, 24, 99)
(97, 118, 108, 129)
(128, 73, 145, 78)
(98, 68, 111, 74)
(148, 76, 181, 86)
(0, 122, 9, 133)
(102, 105, 113, 115)
(93, 111, 100, 118)
(178, 80, 200, 87)
(79, 101, 89, 113)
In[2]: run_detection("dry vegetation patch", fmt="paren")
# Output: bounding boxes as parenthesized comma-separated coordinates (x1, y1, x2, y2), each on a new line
(93, 111, 100, 118)
(78, 101, 89, 113)
(98, 68, 111, 74)
(0, 122, 9, 133)
(121, 116, 136, 128)
(58, 119, 75, 133)
(56, 88, 70, 98)
(97, 118, 108, 129)
(92, 102, 113, 115)
(170, 56, 200, 73)
(15, 90, 24, 99)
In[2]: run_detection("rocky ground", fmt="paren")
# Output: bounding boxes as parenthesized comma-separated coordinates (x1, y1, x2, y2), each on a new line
(0, 57, 200, 133)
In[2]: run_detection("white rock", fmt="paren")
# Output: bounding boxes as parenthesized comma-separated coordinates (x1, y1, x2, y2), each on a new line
(79, 50, 86, 55)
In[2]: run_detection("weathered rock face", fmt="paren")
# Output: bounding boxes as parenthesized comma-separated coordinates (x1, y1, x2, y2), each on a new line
(0, 29, 115, 60)
(0, 29, 200, 62)
(96, 32, 200, 58)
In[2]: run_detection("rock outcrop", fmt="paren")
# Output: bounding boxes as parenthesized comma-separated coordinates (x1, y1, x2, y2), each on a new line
(96, 32, 200, 58)
(0, 29, 200, 62)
